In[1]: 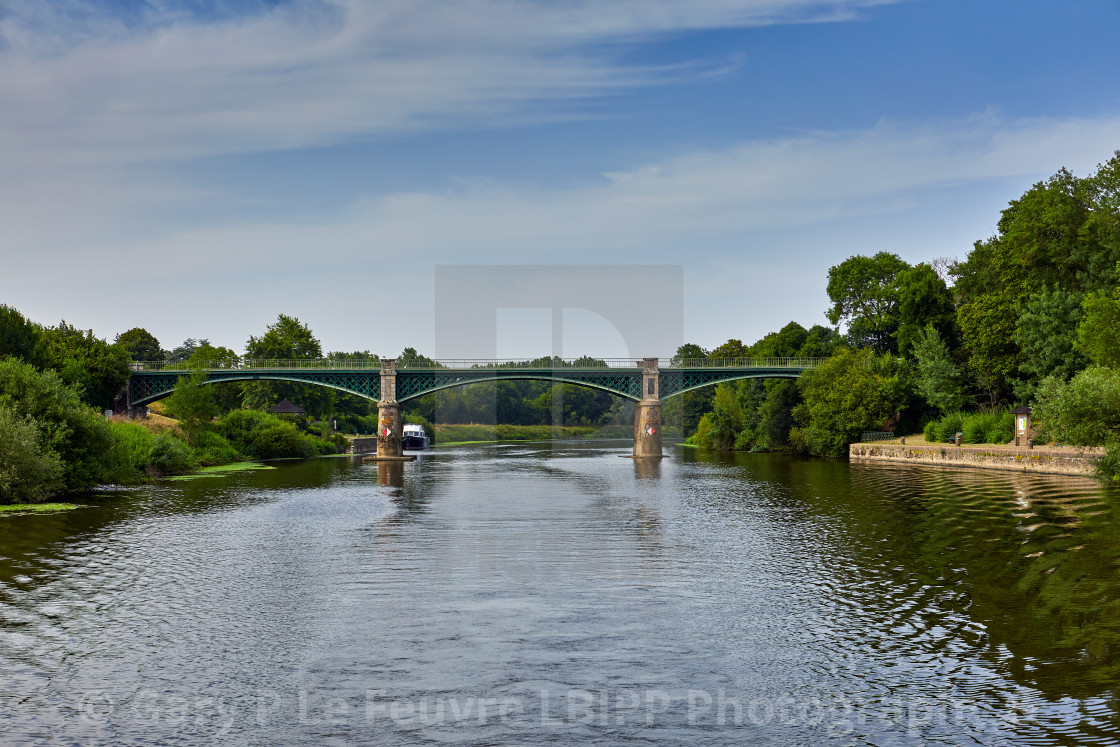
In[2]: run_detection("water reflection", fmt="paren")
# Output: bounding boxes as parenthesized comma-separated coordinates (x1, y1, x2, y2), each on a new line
(0, 444, 1118, 744)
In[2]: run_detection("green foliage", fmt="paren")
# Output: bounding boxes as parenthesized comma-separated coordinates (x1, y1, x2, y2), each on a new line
(114, 328, 161, 362)
(826, 252, 910, 353)
(246, 315, 323, 359)
(0, 405, 65, 504)
(1077, 287, 1120, 368)
(147, 434, 199, 476)
(243, 315, 333, 417)
(895, 263, 956, 358)
(33, 322, 131, 409)
(922, 411, 1012, 444)
(189, 430, 242, 466)
(708, 339, 749, 360)
(790, 347, 907, 457)
(1094, 442, 1120, 482)
(912, 324, 967, 414)
(0, 357, 115, 491)
(953, 158, 1120, 401)
(1033, 366, 1120, 446)
(217, 409, 339, 460)
(1013, 288, 1086, 401)
(671, 343, 708, 364)
(757, 379, 800, 449)
(166, 338, 208, 363)
(0, 304, 40, 362)
(163, 369, 219, 440)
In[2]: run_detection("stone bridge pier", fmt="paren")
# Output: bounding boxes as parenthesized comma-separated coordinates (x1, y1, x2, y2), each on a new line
(377, 359, 403, 458)
(633, 357, 663, 458)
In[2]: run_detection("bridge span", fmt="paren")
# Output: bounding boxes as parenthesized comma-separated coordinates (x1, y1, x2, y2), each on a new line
(126, 357, 822, 458)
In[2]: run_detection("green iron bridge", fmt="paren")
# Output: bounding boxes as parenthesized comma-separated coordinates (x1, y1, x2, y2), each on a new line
(125, 356, 822, 458)
(126, 357, 823, 407)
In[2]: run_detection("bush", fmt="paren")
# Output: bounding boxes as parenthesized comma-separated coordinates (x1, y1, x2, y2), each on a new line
(1033, 367, 1120, 446)
(190, 430, 242, 466)
(0, 357, 116, 491)
(923, 419, 938, 442)
(147, 434, 199, 476)
(1095, 441, 1120, 482)
(962, 413, 997, 444)
(105, 418, 157, 482)
(217, 409, 341, 460)
(986, 412, 1014, 444)
(933, 412, 964, 443)
(0, 405, 65, 504)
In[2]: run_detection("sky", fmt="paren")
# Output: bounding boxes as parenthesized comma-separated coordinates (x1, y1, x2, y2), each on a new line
(1, 0, 1119, 360)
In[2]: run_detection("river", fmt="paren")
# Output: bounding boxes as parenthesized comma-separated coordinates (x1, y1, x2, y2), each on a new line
(2, 442, 1119, 745)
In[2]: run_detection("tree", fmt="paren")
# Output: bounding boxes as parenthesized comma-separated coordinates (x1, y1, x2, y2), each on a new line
(33, 322, 131, 409)
(953, 160, 1120, 400)
(1033, 366, 1120, 446)
(0, 305, 40, 362)
(1013, 288, 1087, 400)
(912, 324, 966, 414)
(791, 347, 908, 457)
(0, 405, 65, 504)
(895, 263, 956, 358)
(1077, 289, 1120, 368)
(245, 315, 323, 360)
(0, 357, 115, 491)
(671, 343, 708, 365)
(243, 315, 331, 416)
(709, 339, 749, 360)
(164, 369, 219, 442)
(750, 322, 808, 358)
(825, 252, 910, 353)
(669, 343, 712, 434)
(166, 338, 208, 363)
(757, 379, 800, 449)
(114, 328, 161, 362)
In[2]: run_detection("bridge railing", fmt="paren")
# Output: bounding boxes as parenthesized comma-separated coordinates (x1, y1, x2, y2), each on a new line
(668, 357, 823, 369)
(129, 357, 825, 372)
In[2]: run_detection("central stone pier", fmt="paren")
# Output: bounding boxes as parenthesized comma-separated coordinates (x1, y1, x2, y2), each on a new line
(633, 357, 663, 458)
(377, 358, 403, 458)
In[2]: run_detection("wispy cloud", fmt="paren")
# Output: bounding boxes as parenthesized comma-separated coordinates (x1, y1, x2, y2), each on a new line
(0, 0, 898, 166)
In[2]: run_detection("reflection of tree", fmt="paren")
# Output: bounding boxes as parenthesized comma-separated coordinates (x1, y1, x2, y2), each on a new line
(839, 464, 1120, 701)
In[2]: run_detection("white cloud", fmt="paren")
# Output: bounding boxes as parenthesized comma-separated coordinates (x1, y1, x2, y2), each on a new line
(0, 0, 898, 167)
(3, 110, 1117, 354)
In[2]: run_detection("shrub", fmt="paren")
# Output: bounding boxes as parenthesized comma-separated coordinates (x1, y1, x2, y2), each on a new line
(1033, 367, 1120, 446)
(0, 405, 65, 504)
(147, 434, 198, 476)
(105, 418, 157, 482)
(217, 409, 339, 460)
(923, 419, 938, 442)
(190, 430, 242, 466)
(934, 412, 964, 443)
(986, 412, 1014, 444)
(1095, 441, 1120, 482)
(0, 357, 116, 490)
(962, 413, 997, 444)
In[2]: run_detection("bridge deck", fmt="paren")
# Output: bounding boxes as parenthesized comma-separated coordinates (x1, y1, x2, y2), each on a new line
(126, 358, 822, 406)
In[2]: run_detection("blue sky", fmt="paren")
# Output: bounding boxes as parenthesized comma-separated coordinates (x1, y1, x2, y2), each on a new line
(1, 0, 1118, 359)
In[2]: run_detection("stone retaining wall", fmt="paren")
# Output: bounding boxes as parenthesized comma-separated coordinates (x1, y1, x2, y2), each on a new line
(347, 437, 378, 454)
(849, 443, 1099, 476)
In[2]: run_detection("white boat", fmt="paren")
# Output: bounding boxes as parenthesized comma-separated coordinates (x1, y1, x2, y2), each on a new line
(401, 423, 430, 451)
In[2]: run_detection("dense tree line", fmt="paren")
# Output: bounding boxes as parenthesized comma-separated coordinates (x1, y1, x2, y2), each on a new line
(686, 150, 1120, 475)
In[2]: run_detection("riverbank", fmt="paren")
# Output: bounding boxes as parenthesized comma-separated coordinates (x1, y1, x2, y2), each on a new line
(850, 440, 1103, 476)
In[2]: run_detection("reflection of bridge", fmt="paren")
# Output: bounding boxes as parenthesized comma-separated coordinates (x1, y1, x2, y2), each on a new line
(127, 357, 822, 458)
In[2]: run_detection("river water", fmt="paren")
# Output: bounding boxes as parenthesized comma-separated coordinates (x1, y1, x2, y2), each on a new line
(2, 442, 1119, 745)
